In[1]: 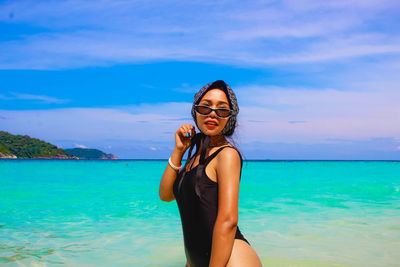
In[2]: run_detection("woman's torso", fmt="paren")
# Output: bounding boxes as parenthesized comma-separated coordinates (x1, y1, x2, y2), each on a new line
(173, 145, 249, 267)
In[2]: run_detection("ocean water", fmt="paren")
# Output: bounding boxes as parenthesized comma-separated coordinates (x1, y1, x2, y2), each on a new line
(0, 160, 399, 267)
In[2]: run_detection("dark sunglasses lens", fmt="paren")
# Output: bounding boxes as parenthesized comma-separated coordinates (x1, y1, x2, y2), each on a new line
(196, 106, 212, 115)
(216, 109, 231, 118)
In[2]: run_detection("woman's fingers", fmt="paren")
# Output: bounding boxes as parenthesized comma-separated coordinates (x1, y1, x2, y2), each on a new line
(179, 127, 189, 138)
(187, 125, 195, 136)
(180, 124, 195, 138)
(174, 125, 195, 151)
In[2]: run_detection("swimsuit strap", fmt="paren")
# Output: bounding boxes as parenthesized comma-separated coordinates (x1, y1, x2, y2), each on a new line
(203, 145, 234, 166)
(209, 145, 244, 180)
(178, 145, 243, 194)
(194, 145, 243, 198)
(184, 145, 232, 173)
(196, 145, 243, 180)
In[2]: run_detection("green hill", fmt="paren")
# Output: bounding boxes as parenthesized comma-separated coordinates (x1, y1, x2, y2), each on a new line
(0, 143, 12, 155)
(0, 131, 71, 158)
(64, 148, 117, 159)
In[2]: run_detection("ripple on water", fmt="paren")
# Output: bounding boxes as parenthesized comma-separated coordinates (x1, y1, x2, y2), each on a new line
(0, 245, 59, 264)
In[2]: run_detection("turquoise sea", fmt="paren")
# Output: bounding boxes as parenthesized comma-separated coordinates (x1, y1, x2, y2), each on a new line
(0, 160, 399, 267)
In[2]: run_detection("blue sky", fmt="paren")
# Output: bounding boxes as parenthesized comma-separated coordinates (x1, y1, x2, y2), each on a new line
(1, 0, 400, 159)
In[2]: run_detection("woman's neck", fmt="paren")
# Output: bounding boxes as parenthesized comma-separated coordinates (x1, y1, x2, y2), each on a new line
(209, 135, 227, 147)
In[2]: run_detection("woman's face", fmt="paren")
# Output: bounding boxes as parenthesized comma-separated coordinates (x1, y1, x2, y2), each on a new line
(196, 88, 230, 136)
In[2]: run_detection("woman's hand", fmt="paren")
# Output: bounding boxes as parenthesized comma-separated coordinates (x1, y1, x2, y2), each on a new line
(175, 124, 195, 152)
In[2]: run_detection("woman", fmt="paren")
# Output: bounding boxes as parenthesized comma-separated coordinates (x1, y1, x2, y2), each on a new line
(159, 80, 261, 267)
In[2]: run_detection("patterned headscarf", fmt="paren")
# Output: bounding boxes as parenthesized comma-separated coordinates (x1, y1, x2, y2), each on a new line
(191, 80, 239, 136)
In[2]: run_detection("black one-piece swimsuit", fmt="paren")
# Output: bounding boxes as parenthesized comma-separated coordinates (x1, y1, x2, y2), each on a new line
(173, 146, 249, 267)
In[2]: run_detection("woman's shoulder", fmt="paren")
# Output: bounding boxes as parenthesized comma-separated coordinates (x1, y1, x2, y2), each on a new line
(216, 145, 242, 164)
(213, 145, 243, 181)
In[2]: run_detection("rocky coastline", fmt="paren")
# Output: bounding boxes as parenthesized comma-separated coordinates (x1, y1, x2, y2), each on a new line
(100, 154, 119, 160)
(0, 152, 78, 159)
(0, 151, 118, 160)
(0, 152, 17, 159)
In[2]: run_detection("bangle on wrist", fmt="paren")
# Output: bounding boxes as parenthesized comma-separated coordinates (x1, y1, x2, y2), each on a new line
(168, 157, 182, 171)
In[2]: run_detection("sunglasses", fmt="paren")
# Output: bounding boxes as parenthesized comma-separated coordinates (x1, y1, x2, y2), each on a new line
(194, 105, 233, 118)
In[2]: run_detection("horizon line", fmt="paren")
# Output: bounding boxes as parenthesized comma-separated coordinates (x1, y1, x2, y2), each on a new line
(2, 159, 399, 162)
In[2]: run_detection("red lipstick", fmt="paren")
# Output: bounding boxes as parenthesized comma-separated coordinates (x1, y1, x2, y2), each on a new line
(205, 120, 218, 128)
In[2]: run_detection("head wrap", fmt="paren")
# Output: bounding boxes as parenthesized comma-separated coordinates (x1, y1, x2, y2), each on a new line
(191, 80, 239, 136)
(178, 80, 239, 195)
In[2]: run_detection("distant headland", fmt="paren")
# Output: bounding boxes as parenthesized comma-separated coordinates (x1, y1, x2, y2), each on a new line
(0, 131, 118, 159)
(64, 148, 118, 160)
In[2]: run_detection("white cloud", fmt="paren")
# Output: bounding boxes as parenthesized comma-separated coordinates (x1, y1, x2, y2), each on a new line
(0, 92, 68, 104)
(12, 93, 68, 104)
(261, 35, 400, 64)
(1, 82, 399, 147)
(74, 144, 87, 148)
(234, 84, 400, 143)
(0, 0, 399, 69)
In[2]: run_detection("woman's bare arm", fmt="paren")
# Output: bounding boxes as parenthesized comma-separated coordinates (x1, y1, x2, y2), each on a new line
(159, 147, 184, 202)
(209, 147, 241, 267)
(159, 124, 195, 202)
